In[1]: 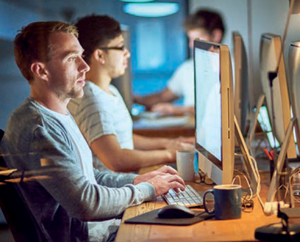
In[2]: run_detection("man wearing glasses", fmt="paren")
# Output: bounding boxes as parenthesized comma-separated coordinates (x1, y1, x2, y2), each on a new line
(68, 15, 194, 173)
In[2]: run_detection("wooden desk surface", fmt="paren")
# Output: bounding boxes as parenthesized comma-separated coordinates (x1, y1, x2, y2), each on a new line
(115, 168, 281, 242)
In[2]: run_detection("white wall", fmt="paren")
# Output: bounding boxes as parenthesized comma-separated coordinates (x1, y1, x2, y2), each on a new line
(189, 0, 300, 109)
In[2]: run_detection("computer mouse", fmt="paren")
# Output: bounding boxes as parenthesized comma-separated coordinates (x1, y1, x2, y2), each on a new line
(157, 204, 195, 219)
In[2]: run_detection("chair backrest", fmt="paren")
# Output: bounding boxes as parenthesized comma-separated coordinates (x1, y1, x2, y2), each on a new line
(0, 129, 42, 242)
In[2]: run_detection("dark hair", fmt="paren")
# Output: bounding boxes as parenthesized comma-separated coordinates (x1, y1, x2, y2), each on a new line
(183, 9, 225, 37)
(14, 21, 78, 82)
(75, 15, 122, 64)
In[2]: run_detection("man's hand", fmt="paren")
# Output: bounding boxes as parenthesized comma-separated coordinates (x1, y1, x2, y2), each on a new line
(151, 103, 179, 115)
(147, 173, 185, 196)
(151, 103, 195, 116)
(133, 165, 179, 184)
(164, 137, 195, 151)
(133, 165, 185, 196)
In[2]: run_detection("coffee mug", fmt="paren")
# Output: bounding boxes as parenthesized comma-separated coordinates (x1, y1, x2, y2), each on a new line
(176, 150, 195, 181)
(203, 184, 242, 220)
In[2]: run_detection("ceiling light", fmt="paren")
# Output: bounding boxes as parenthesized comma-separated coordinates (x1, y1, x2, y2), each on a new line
(119, 0, 155, 2)
(123, 3, 179, 17)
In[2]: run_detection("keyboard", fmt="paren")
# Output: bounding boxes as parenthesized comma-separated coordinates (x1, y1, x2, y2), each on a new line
(161, 185, 203, 208)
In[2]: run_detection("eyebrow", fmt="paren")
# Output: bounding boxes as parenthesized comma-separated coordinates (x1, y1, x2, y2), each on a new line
(111, 40, 125, 46)
(62, 49, 84, 59)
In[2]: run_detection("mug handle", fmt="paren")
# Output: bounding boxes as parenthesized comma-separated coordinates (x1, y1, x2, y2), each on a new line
(203, 189, 215, 214)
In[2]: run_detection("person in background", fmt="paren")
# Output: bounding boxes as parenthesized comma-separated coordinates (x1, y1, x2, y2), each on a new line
(133, 9, 225, 116)
(68, 15, 194, 173)
(1, 21, 185, 242)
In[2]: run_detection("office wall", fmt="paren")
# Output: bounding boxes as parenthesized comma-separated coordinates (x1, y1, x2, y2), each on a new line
(0, 0, 187, 130)
(2, 0, 299, 129)
(190, 0, 300, 109)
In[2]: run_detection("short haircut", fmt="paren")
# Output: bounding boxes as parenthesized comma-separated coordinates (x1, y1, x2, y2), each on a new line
(14, 21, 78, 82)
(183, 9, 225, 37)
(75, 15, 122, 64)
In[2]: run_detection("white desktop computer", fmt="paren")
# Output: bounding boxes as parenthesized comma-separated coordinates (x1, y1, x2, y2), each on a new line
(194, 40, 234, 185)
(232, 32, 249, 137)
(194, 40, 258, 195)
(259, 33, 297, 159)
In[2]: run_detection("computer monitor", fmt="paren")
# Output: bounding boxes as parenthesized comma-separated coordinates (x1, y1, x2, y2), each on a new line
(232, 32, 249, 136)
(259, 33, 297, 159)
(194, 40, 234, 185)
(288, 41, 300, 153)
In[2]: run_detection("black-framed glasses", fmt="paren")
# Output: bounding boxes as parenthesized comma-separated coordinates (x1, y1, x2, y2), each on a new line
(98, 45, 126, 51)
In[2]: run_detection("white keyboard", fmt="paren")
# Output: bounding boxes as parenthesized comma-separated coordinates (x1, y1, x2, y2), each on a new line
(161, 185, 203, 208)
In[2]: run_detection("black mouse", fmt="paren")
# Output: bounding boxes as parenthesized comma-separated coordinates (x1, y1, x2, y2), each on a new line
(157, 204, 195, 219)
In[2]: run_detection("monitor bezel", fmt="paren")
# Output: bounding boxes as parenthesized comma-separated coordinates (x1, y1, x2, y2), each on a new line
(194, 40, 234, 185)
(232, 31, 249, 136)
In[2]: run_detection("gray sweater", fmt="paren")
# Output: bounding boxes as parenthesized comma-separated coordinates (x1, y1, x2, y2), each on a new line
(1, 98, 155, 242)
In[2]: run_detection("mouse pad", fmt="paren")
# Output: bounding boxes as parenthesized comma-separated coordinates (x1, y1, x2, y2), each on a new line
(124, 209, 214, 226)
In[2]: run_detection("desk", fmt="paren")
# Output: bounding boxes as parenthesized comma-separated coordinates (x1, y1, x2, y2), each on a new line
(133, 115, 195, 138)
(115, 168, 281, 242)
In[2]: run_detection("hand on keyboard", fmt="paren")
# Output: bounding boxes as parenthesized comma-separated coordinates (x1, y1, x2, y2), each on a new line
(133, 165, 185, 197)
(133, 165, 180, 184)
(146, 173, 185, 197)
(162, 185, 203, 208)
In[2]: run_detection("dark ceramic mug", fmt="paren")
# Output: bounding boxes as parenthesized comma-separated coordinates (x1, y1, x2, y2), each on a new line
(203, 184, 242, 220)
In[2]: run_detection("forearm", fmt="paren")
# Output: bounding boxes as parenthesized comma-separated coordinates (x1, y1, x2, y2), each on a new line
(99, 148, 174, 172)
(133, 133, 170, 150)
(173, 105, 195, 115)
(91, 136, 175, 172)
(134, 88, 178, 109)
(93, 168, 137, 187)
(134, 93, 165, 109)
(42, 172, 155, 221)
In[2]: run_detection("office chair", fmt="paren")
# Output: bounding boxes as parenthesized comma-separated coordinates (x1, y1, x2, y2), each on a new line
(0, 129, 43, 242)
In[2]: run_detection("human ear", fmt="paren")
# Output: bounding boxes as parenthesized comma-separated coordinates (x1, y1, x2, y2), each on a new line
(30, 62, 48, 80)
(211, 29, 223, 43)
(93, 49, 105, 64)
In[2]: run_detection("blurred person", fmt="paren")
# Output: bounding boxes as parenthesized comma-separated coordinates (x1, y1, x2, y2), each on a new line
(134, 9, 225, 116)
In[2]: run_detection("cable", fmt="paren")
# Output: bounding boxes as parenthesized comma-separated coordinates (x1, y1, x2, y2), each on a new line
(234, 152, 264, 210)
(268, 0, 295, 213)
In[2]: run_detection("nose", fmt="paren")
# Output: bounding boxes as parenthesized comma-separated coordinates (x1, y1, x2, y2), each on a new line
(79, 56, 90, 73)
(124, 47, 131, 58)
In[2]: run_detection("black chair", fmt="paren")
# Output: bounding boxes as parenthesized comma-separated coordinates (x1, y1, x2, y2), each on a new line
(0, 129, 42, 242)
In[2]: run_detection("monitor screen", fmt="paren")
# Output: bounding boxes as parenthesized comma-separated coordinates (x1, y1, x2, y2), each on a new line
(194, 40, 234, 185)
(195, 44, 221, 160)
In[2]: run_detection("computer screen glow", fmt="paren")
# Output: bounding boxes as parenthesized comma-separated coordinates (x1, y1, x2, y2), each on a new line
(195, 47, 221, 160)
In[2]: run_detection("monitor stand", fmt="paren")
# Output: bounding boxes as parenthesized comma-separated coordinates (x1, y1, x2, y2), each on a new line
(255, 207, 300, 242)
(255, 222, 300, 242)
(255, 118, 300, 241)
(266, 117, 298, 206)
(246, 94, 266, 156)
(234, 115, 258, 195)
